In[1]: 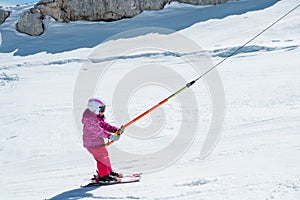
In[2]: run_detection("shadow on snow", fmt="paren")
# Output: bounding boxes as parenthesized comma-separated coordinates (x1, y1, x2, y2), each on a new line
(48, 187, 96, 200)
(48, 186, 141, 200)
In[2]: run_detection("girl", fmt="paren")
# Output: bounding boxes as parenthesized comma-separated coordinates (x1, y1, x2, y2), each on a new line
(82, 98, 124, 182)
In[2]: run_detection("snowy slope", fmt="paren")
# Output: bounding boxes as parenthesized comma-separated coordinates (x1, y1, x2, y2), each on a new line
(1, 0, 300, 199)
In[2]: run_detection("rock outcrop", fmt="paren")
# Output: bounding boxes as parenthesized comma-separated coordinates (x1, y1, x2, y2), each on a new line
(0, 8, 11, 25)
(35, 0, 172, 22)
(35, 0, 228, 22)
(16, 0, 229, 35)
(16, 8, 44, 36)
(140, 0, 170, 10)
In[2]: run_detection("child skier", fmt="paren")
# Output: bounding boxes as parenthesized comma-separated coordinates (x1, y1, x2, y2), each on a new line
(82, 98, 124, 182)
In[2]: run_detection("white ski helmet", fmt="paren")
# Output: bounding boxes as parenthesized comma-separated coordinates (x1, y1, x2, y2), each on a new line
(87, 98, 106, 115)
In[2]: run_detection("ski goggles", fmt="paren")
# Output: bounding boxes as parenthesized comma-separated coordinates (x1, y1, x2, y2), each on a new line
(99, 106, 106, 113)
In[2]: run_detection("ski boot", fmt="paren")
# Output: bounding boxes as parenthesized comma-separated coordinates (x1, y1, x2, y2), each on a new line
(91, 174, 116, 183)
(110, 170, 123, 178)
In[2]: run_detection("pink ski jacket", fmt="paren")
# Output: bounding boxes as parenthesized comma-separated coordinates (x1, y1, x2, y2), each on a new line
(82, 109, 118, 148)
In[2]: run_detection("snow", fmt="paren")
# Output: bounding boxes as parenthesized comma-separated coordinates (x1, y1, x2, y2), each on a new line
(0, 1, 37, 7)
(1, 0, 300, 199)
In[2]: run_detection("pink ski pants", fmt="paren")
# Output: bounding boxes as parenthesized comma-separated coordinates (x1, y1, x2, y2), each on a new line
(87, 147, 112, 177)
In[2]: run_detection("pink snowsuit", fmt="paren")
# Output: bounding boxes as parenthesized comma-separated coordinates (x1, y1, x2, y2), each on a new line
(82, 109, 118, 176)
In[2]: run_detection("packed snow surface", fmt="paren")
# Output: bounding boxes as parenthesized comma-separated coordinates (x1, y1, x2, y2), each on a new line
(0, 0, 299, 199)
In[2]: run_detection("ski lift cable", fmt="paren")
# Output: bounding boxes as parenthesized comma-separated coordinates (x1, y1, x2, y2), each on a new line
(107, 3, 300, 146)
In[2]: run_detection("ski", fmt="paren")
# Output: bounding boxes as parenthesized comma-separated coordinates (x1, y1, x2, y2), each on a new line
(119, 172, 142, 178)
(81, 175, 141, 187)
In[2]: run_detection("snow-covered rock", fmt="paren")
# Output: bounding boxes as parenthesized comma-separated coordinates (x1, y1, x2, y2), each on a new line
(16, 8, 44, 36)
(140, 0, 170, 10)
(14, 0, 228, 35)
(35, 0, 170, 22)
(35, 0, 228, 22)
(0, 8, 10, 25)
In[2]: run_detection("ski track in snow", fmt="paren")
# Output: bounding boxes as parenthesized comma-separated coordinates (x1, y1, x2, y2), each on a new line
(267, 179, 300, 200)
(0, 0, 300, 199)
(211, 44, 299, 58)
(0, 72, 19, 86)
(176, 178, 218, 187)
(0, 44, 298, 71)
